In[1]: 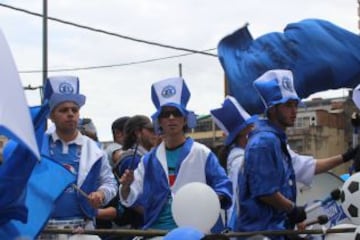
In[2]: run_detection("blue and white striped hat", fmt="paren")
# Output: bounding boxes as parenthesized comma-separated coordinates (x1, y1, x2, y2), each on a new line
(210, 96, 258, 146)
(151, 77, 196, 131)
(253, 69, 301, 111)
(44, 76, 86, 112)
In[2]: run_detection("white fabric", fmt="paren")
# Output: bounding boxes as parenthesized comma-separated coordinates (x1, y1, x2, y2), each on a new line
(152, 77, 184, 107)
(0, 30, 40, 159)
(288, 147, 316, 186)
(226, 147, 244, 224)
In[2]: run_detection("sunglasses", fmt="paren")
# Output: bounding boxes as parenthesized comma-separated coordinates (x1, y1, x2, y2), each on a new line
(159, 109, 183, 118)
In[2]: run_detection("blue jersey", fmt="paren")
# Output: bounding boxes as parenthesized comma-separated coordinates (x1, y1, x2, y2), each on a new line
(237, 120, 296, 240)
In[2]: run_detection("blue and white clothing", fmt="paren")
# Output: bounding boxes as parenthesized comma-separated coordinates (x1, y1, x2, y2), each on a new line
(226, 146, 244, 231)
(42, 131, 117, 221)
(120, 137, 232, 231)
(237, 120, 296, 240)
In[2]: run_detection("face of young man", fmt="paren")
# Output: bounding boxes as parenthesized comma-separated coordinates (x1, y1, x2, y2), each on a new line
(50, 101, 80, 136)
(158, 106, 186, 136)
(271, 100, 298, 129)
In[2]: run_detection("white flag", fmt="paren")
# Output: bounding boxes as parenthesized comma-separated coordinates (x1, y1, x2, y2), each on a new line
(0, 30, 40, 159)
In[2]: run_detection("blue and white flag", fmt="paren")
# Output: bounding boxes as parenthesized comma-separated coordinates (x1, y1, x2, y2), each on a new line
(0, 155, 75, 239)
(0, 29, 75, 239)
(0, 29, 41, 225)
(218, 19, 360, 114)
(0, 29, 39, 158)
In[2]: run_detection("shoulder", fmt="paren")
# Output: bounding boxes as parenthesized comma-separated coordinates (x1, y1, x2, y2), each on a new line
(114, 149, 136, 167)
(248, 130, 280, 149)
(82, 135, 104, 157)
(191, 141, 211, 155)
(228, 147, 244, 159)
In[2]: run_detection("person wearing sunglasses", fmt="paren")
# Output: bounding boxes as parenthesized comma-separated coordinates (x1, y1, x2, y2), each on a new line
(119, 77, 232, 235)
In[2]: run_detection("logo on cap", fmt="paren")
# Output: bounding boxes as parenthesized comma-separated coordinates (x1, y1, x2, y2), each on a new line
(59, 82, 75, 94)
(161, 85, 176, 98)
(281, 76, 294, 92)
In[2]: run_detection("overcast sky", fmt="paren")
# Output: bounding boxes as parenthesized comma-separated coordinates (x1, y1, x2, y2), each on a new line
(0, 0, 358, 141)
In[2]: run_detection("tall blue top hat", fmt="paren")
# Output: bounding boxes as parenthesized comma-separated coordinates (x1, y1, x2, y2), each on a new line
(151, 77, 197, 132)
(253, 69, 301, 110)
(210, 96, 258, 146)
(44, 76, 86, 112)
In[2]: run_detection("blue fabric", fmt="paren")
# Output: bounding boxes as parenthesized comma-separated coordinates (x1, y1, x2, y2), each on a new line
(116, 153, 142, 175)
(41, 135, 101, 219)
(51, 142, 82, 219)
(237, 120, 296, 240)
(210, 96, 258, 146)
(0, 141, 36, 225)
(30, 103, 49, 147)
(0, 103, 49, 226)
(164, 226, 204, 240)
(78, 159, 101, 218)
(218, 19, 360, 114)
(0, 154, 75, 239)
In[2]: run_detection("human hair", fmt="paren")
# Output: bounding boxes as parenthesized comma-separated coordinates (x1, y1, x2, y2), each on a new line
(122, 115, 153, 150)
(111, 116, 130, 139)
(216, 145, 230, 173)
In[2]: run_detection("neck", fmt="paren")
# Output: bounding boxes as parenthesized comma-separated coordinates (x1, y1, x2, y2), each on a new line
(56, 130, 79, 142)
(270, 120, 286, 131)
(164, 134, 186, 149)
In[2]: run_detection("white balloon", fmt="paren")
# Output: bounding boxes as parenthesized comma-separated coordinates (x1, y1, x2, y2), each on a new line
(324, 223, 356, 240)
(171, 182, 220, 233)
(340, 172, 360, 224)
(352, 84, 360, 109)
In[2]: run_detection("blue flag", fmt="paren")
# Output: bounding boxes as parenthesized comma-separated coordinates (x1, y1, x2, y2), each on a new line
(0, 141, 37, 225)
(0, 104, 50, 226)
(0, 156, 75, 239)
(218, 19, 360, 114)
(0, 100, 75, 239)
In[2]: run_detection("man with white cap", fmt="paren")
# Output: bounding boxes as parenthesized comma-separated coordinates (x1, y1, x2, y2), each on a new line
(237, 70, 360, 240)
(119, 77, 232, 234)
(40, 76, 117, 238)
(210, 95, 258, 232)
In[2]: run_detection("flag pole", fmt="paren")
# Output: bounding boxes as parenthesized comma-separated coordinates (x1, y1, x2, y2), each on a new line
(42, 0, 48, 103)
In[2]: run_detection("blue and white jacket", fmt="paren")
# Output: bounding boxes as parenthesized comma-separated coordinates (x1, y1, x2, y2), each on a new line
(120, 137, 232, 230)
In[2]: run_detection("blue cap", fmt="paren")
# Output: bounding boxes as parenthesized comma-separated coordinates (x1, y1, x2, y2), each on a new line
(210, 96, 258, 146)
(44, 76, 86, 112)
(151, 77, 196, 132)
(253, 69, 301, 110)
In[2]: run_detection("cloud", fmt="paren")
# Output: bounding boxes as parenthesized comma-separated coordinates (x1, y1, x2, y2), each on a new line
(0, 0, 358, 140)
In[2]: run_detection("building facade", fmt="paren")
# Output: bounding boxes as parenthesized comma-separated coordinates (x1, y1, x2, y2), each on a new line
(188, 92, 358, 176)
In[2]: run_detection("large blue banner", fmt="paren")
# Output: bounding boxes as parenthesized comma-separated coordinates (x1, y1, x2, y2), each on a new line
(218, 19, 360, 114)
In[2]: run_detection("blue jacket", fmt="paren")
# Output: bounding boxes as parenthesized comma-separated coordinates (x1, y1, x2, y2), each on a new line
(121, 138, 232, 231)
(237, 120, 296, 240)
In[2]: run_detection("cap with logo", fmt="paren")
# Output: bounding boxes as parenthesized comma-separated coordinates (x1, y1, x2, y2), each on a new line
(151, 77, 196, 132)
(253, 69, 301, 110)
(44, 76, 86, 112)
